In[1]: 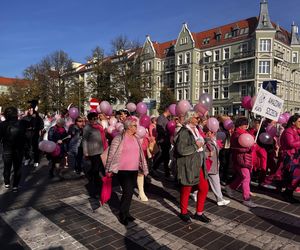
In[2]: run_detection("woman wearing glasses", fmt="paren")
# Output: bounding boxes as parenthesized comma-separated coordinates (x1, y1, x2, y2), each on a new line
(82, 112, 108, 198)
(105, 117, 148, 225)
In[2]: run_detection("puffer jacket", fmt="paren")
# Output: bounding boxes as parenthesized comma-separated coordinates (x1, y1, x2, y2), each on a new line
(105, 133, 148, 175)
(280, 126, 300, 157)
(230, 128, 253, 169)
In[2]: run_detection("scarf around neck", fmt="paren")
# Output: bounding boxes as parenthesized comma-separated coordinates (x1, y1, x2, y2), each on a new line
(186, 124, 204, 151)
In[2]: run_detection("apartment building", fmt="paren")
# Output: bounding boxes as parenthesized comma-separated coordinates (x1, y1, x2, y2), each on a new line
(140, 0, 300, 115)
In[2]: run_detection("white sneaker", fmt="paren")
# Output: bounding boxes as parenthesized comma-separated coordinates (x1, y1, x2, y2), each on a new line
(242, 200, 257, 208)
(4, 184, 10, 189)
(217, 199, 230, 206)
(34, 163, 39, 167)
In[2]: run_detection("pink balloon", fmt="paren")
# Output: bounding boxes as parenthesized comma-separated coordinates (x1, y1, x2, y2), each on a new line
(266, 125, 277, 138)
(167, 120, 176, 136)
(168, 104, 177, 116)
(251, 96, 257, 108)
(109, 117, 117, 126)
(68, 107, 79, 119)
(177, 100, 192, 115)
(107, 126, 115, 134)
(259, 132, 273, 145)
(223, 119, 234, 130)
(100, 101, 111, 115)
(199, 93, 212, 108)
(278, 114, 287, 124)
(126, 103, 136, 112)
(136, 102, 147, 115)
(96, 105, 102, 113)
(194, 103, 208, 117)
(139, 115, 151, 129)
(51, 144, 61, 157)
(136, 125, 146, 138)
(241, 96, 252, 110)
(283, 112, 291, 122)
(38, 140, 56, 153)
(106, 105, 113, 116)
(238, 133, 255, 147)
(207, 117, 219, 133)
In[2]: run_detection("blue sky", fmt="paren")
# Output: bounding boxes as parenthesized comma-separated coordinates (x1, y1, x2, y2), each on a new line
(1, 0, 300, 78)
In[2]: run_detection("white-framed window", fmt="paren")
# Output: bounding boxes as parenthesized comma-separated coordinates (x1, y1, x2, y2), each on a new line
(214, 50, 220, 61)
(213, 107, 219, 115)
(204, 55, 210, 63)
(184, 70, 189, 82)
(241, 43, 248, 52)
(184, 89, 189, 99)
(148, 61, 152, 71)
(185, 52, 191, 64)
(195, 88, 199, 100)
(178, 71, 183, 83)
(142, 63, 146, 72)
(292, 52, 298, 63)
(177, 89, 183, 100)
(178, 54, 183, 65)
(213, 87, 219, 99)
(259, 39, 271, 52)
(203, 88, 209, 93)
(214, 68, 220, 81)
(223, 86, 229, 98)
(157, 61, 161, 71)
(157, 76, 161, 88)
(241, 85, 247, 96)
(240, 62, 248, 76)
(196, 70, 200, 82)
(196, 52, 200, 63)
(259, 60, 271, 74)
(223, 66, 229, 79)
(204, 70, 209, 82)
(180, 37, 188, 45)
(223, 47, 230, 59)
(223, 106, 229, 114)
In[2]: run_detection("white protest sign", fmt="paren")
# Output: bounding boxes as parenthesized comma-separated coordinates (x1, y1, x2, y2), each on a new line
(251, 88, 284, 121)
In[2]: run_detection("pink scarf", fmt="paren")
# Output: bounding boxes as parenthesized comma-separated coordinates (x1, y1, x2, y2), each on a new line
(92, 123, 108, 150)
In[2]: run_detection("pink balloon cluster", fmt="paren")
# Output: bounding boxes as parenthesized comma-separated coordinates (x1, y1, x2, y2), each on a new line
(97, 101, 113, 116)
(176, 100, 192, 116)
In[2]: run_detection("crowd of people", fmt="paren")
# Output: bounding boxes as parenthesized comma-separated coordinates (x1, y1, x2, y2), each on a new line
(0, 100, 299, 225)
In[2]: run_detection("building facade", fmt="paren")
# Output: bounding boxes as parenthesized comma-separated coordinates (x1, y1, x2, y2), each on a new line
(140, 0, 300, 115)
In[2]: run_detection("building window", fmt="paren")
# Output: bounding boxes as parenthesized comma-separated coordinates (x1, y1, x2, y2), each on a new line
(185, 89, 189, 99)
(213, 87, 219, 99)
(292, 52, 298, 63)
(241, 85, 247, 96)
(223, 86, 229, 98)
(213, 107, 219, 115)
(259, 61, 271, 74)
(214, 68, 220, 81)
(214, 50, 220, 61)
(204, 55, 210, 63)
(185, 52, 191, 64)
(204, 70, 209, 82)
(232, 28, 239, 37)
(259, 39, 271, 52)
(178, 71, 183, 83)
(196, 52, 200, 63)
(142, 63, 146, 72)
(203, 88, 209, 93)
(177, 89, 183, 100)
(223, 66, 229, 79)
(223, 106, 229, 114)
(195, 88, 199, 100)
(215, 34, 221, 42)
(241, 43, 248, 52)
(157, 61, 161, 71)
(224, 48, 230, 59)
(240, 62, 248, 76)
(203, 38, 210, 45)
(185, 70, 189, 82)
(148, 61, 152, 71)
(196, 70, 200, 82)
(178, 54, 183, 65)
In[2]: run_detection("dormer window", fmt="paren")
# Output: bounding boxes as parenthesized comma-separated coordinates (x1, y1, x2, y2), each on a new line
(232, 26, 239, 37)
(180, 37, 188, 45)
(203, 38, 210, 45)
(216, 34, 221, 42)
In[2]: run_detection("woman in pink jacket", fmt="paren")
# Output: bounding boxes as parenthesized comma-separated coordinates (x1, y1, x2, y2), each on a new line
(279, 114, 300, 203)
(226, 117, 256, 208)
(105, 117, 148, 225)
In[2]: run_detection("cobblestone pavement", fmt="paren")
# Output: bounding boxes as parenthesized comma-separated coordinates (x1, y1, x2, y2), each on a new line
(0, 157, 299, 250)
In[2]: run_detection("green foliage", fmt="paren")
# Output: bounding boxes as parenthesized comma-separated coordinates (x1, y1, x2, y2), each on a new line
(158, 86, 176, 114)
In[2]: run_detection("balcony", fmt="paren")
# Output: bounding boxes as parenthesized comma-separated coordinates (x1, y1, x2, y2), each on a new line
(233, 50, 255, 62)
(232, 72, 255, 82)
(274, 50, 284, 62)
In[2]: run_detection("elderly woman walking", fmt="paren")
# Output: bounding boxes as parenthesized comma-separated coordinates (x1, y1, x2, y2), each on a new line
(106, 117, 148, 226)
(174, 111, 210, 223)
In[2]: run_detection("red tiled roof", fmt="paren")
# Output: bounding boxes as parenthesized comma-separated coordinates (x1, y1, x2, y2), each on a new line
(152, 40, 177, 58)
(0, 77, 30, 86)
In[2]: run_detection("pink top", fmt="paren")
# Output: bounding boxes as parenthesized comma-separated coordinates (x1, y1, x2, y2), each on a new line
(118, 134, 140, 171)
